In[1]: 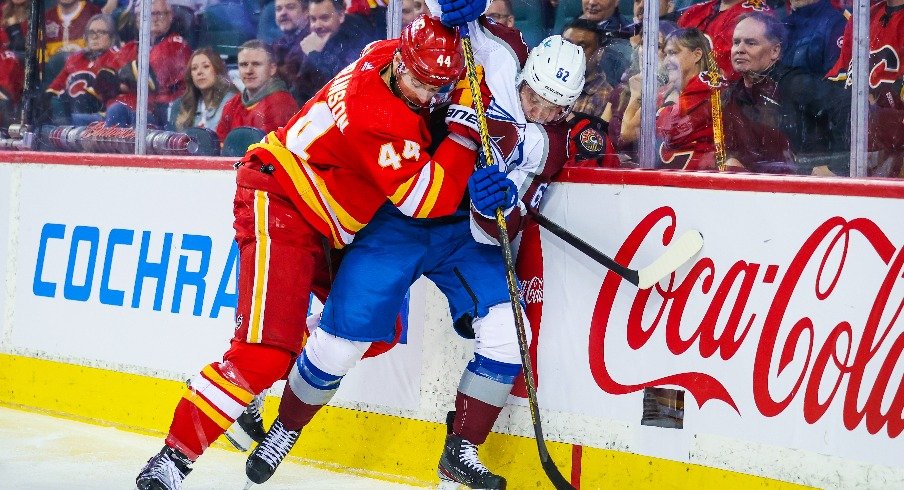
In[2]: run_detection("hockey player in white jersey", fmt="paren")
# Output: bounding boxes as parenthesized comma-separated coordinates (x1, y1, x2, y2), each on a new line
(242, 12, 587, 488)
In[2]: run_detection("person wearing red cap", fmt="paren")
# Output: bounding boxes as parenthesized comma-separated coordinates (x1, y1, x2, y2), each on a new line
(135, 14, 479, 490)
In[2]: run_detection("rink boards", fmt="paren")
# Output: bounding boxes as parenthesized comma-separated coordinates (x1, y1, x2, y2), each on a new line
(1, 153, 903, 489)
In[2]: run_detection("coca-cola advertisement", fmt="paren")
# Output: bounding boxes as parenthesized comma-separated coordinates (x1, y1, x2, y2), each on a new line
(516, 180, 904, 470)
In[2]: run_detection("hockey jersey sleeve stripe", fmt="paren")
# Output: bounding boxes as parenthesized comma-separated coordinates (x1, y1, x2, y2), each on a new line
(393, 162, 438, 217)
(200, 365, 255, 405)
(416, 163, 445, 218)
(247, 190, 270, 344)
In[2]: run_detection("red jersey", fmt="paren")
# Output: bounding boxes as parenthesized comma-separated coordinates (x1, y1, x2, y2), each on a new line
(242, 39, 477, 248)
(216, 88, 299, 142)
(46, 46, 129, 106)
(827, 2, 904, 111)
(44, 1, 101, 57)
(0, 48, 23, 103)
(115, 33, 192, 108)
(656, 74, 719, 170)
(678, 0, 772, 80)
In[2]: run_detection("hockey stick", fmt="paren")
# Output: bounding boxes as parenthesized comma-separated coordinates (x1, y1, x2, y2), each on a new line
(706, 50, 727, 171)
(528, 209, 704, 290)
(459, 24, 574, 490)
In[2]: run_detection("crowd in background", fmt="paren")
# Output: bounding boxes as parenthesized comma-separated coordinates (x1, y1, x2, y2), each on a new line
(0, 0, 901, 176)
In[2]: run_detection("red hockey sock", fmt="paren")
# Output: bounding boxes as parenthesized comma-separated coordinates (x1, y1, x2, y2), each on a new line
(452, 391, 505, 445)
(276, 386, 324, 431)
(165, 342, 292, 459)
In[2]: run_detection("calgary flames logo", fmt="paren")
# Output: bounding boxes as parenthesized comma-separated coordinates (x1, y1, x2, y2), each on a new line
(579, 126, 604, 153)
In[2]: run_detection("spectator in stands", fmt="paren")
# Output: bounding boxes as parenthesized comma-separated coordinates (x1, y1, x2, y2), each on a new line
(106, 0, 192, 128)
(656, 28, 720, 170)
(607, 21, 675, 163)
(45, 0, 103, 57)
(633, 0, 676, 24)
(216, 40, 299, 142)
(272, 0, 310, 99)
(173, 47, 238, 131)
(678, 0, 772, 81)
(782, 0, 845, 76)
(0, 45, 23, 129)
(1, 0, 28, 54)
(401, 0, 429, 27)
(485, 0, 515, 28)
(578, 0, 632, 93)
(827, 0, 904, 177)
(113, 0, 198, 44)
(293, 0, 375, 103)
(46, 13, 126, 125)
(722, 12, 849, 175)
(563, 18, 611, 119)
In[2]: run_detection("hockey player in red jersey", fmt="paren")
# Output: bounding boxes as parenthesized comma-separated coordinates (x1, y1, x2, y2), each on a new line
(827, 0, 904, 177)
(241, 15, 588, 489)
(135, 14, 479, 490)
(678, 0, 771, 81)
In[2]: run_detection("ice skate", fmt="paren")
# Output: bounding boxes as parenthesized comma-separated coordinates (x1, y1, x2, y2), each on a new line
(437, 434, 506, 489)
(245, 418, 300, 484)
(225, 392, 267, 451)
(136, 446, 192, 490)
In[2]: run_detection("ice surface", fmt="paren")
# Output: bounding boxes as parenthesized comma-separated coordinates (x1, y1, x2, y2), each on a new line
(0, 406, 424, 489)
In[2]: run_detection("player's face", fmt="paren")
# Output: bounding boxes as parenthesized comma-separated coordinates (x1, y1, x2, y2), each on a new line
(395, 59, 443, 110)
(191, 53, 217, 91)
(238, 48, 277, 93)
(309, 1, 344, 38)
(401, 0, 426, 27)
(664, 40, 702, 86)
(85, 20, 113, 52)
(731, 18, 780, 76)
(519, 83, 569, 124)
(275, 0, 307, 32)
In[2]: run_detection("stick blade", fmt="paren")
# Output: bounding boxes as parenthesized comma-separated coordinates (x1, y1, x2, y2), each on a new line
(636, 230, 704, 289)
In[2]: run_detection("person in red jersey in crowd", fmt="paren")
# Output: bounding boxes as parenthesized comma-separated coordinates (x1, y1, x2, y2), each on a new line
(45, 14, 129, 125)
(135, 13, 482, 490)
(827, 0, 904, 177)
(215, 40, 300, 142)
(105, 0, 192, 128)
(45, 0, 102, 57)
(656, 27, 722, 170)
(678, 0, 772, 81)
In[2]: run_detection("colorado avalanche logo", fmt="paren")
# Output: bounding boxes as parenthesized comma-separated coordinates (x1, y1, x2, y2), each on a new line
(486, 99, 526, 171)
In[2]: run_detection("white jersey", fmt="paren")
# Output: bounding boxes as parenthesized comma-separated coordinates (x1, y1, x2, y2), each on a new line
(441, 17, 571, 245)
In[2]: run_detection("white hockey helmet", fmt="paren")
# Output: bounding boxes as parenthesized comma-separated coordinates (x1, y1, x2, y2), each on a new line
(517, 35, 586, 108)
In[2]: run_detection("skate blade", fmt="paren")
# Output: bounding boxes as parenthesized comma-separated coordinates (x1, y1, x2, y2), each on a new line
(438, 478, 463, 490)
(244, 479, 257, 490)
(224, 425, 253, 452)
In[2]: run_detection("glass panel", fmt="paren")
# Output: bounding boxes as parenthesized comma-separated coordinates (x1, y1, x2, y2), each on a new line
(653, 0, 853, 175)
(860, 0, 904, 178)
(0, 0, 390, 155)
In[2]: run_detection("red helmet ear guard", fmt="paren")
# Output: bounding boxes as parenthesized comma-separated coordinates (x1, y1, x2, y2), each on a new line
(399, 14, 465, 87)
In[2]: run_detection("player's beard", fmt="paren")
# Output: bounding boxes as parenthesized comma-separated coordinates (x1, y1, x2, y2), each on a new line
(391, 64, 429, 111)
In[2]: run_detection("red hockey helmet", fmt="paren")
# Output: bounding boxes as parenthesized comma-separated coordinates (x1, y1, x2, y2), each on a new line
(399, 14, 465, 87)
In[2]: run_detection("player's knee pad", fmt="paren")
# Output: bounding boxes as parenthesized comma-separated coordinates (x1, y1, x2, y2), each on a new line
(286, 328, 371, 405)
(459, 353, 521, 408)
(472, 303, 530, 366)
(220, 341, 294, 394)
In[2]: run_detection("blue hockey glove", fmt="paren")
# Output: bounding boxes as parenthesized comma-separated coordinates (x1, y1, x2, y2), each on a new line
(438, 0, 485, 27)
(468, 162, 518, 217)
